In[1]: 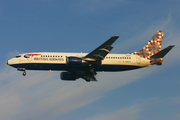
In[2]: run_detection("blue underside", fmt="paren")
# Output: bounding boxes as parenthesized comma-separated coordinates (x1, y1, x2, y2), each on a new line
(10, 63, 142, 71)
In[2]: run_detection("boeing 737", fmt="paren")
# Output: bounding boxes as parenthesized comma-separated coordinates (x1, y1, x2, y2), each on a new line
(7, 31, 174, 82)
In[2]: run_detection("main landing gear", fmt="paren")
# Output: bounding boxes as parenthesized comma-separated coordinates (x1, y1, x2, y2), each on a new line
(85, 67, 97, 82)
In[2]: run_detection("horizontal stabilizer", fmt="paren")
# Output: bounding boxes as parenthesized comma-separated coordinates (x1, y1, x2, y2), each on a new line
(150, 45, 175, 58)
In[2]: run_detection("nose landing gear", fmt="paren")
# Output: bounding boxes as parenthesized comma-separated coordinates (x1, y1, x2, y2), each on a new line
(17, 67, 26, 76)
(23, 71, 26, 76)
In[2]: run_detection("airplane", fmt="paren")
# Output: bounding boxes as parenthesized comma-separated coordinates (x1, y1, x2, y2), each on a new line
(6, 31, 174, 82)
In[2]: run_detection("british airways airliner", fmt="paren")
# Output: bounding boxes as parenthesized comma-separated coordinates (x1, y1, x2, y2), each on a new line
(7, 31, 174, 82)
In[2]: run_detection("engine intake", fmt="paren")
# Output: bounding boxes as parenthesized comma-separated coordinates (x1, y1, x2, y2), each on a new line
(60, 72, 77, 81)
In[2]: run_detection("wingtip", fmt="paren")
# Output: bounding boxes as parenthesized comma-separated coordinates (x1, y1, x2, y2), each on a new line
(169, 45, 175, 48)
(112, 36, 120, 38)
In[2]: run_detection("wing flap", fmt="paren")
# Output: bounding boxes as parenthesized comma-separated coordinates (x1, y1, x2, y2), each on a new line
(81, 75, 98, 82)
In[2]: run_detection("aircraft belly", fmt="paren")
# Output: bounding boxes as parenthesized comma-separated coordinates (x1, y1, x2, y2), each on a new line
(97, 65, 142, 71)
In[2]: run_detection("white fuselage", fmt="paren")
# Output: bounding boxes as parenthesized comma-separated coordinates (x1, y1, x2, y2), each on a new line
(7, 52, 151, 72)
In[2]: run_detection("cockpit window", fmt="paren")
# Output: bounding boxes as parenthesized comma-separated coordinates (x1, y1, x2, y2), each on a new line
(15, 55, 21, 58)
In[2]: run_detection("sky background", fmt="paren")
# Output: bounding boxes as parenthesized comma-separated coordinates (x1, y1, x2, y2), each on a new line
(0, 0, 180, 120)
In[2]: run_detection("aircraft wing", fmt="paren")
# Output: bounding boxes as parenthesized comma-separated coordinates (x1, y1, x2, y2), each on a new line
(67, 36, 119, 82)
(80, 36, 119, 81)
(83, 36, 119, 61)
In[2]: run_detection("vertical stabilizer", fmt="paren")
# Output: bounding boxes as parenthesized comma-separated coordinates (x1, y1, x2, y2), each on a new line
(129, 31, 164, 65)
(130, 30, 164, 59)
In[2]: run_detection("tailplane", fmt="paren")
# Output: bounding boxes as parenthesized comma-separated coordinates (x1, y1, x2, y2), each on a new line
(150, 45, 175, 58)
(149, 45, 175, 65)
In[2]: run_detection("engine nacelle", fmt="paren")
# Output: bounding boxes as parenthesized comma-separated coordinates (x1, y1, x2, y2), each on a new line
(66, 57, 83, 66)
(60, 72, 77, 81)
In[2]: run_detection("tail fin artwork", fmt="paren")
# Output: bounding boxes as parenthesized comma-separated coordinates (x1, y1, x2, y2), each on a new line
(130, 30, 164, 58)
(130, 31, 174, 65)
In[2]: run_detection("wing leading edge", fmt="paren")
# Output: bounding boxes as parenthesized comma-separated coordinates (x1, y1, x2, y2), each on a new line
(83, 36, 120, 61)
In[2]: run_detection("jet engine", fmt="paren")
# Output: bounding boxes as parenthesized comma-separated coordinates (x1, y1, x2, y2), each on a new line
(60, 72, 77, 81)
(66, 57, 87, 66)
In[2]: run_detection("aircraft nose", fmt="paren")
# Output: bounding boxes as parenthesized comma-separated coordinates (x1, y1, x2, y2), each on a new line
(6, 59, 15, 66)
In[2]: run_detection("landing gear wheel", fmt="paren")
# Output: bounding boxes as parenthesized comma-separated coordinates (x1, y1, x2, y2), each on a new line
(86, 76, 90, 82)
(23, 71, 26, 76)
